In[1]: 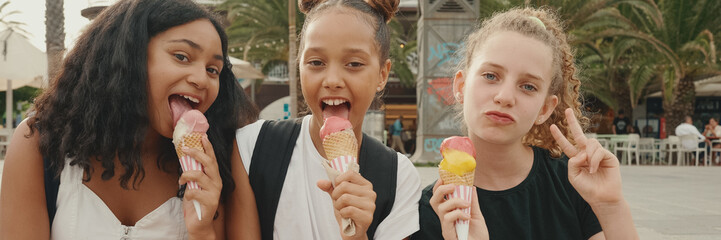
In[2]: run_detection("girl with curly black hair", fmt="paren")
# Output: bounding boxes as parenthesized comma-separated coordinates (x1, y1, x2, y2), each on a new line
(0, 0, 260, 239)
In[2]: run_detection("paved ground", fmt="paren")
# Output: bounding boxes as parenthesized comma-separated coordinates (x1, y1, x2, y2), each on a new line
(418, 165, 721, 240)
(1, 160, 719, 239)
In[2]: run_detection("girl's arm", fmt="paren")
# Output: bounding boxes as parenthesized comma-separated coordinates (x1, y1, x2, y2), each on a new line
(0, 120, 50, 239)
(224, 141, 261, 239)
(588, 201, 635, 240)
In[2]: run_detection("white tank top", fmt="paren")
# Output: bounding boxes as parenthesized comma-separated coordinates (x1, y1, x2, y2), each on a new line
(51, 160, 188, 240)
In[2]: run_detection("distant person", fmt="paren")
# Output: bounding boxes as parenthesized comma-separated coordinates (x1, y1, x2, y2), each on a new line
(675, 116, 710, 149)
(702, 117, 721, 138)
(626, 124, 640, 134)
(612, 109, 630, 134)
(643, 125, 654, 137)
(390, 115, 408, 154)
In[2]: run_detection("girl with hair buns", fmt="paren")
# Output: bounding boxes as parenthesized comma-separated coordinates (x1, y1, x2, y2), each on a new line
(226, 0, 421, 239)
(0, 0, 260, 239)
(412, 7, 638, 240)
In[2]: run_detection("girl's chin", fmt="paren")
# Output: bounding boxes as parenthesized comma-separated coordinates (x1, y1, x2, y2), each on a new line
(473, 130, 519, 145)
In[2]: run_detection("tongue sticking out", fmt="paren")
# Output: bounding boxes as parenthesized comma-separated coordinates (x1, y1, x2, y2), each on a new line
(170, 95, 193, 126)
(322, 104, 350, 120)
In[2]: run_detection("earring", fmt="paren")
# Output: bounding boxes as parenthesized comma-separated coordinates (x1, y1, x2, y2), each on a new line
(455, 92, 462, 100)
(376, 87, 382, 92)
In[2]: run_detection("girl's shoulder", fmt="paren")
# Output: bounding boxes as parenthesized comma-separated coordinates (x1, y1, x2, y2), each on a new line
(531, 145, 571, 178)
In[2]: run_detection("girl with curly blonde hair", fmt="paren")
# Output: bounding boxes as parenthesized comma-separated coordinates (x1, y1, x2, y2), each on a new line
(413, 7, 638, 240)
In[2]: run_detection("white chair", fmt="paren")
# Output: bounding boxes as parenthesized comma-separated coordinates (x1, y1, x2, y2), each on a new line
(677, 134, 707, 166)
(638, 138, 659, 165)
(586, 133, 609, 150)
(614, 134, 640, 165)
(661, 136, 680, 165)
(708, 139, 721, 166)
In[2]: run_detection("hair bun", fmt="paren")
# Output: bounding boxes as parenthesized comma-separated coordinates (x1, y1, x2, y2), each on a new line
(365, 0, 399, 23)
(299, 0, 325, 14)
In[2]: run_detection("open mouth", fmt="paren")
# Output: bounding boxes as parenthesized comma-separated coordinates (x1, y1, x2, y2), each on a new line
(169, 94, 200, 126)
(321, 98, 351, 120)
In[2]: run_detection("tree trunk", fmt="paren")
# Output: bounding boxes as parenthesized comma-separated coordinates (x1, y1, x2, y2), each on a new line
(614, 74, 633, 120)
(664, 75, 695, 135)
(609, 71, 633, 120)
(45, 0, 65, 82)
(288, 0, 298, 118)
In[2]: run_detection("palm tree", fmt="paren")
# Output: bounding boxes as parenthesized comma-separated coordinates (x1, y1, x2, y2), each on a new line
(389, 18, 417, 88)
(0, 1, 27, 34)
(220, 0, 302, 71)
(45, 0, 65, 82)
(650, 0, 721, 134)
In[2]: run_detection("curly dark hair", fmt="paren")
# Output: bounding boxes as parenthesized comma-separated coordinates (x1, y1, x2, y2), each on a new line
(27, 0, 259, 199)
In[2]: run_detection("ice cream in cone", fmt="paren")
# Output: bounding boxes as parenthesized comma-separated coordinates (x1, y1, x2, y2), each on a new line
(173, 109, 208, 221)
(320, 116, 360, 236)
(438, 136, 476, 240)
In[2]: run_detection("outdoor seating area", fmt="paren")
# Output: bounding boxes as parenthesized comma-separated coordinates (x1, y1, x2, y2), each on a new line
(596, 134, 720, 166)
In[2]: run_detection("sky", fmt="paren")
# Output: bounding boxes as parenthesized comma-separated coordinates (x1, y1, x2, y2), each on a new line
(2, 0, 94, 52)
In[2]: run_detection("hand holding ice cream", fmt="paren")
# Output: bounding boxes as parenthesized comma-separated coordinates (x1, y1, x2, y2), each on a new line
(319, 116, 362, 236)
(173, 109, 208, 221)
(437, 136, 477, 240)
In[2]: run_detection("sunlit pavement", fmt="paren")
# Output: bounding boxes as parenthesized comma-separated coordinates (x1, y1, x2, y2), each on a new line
(1, 160, 719, 238)
(417, 165, 721, 240)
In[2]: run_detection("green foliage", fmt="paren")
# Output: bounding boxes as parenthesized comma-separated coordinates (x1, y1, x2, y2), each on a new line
(0, 86, 42, 118)
(389, 19, 417, 88)
(222, 0, 419, 88)
(0, 0, 28, 35)
(220, 0, 304, 69)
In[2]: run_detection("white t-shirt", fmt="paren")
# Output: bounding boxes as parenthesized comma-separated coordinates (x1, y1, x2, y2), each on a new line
(235, 116, 421, 239)
(675, 123, 705, 149)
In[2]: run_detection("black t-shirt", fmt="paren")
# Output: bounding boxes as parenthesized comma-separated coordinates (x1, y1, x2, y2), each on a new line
(613, 117, 630, 134)
(412, 146, 602, 240)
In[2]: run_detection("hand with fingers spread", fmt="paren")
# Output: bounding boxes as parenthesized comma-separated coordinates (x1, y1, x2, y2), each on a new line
(178, 135, 223, 239)
(549, 108, 624, 206)
(429, 179, 488, 240)
(317, 171, 376, 240)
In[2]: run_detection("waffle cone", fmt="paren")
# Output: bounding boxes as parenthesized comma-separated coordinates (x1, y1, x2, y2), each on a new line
(439, 168, 474, 186)
(322, 129, 358, 161)
(175, 132, 204, 157)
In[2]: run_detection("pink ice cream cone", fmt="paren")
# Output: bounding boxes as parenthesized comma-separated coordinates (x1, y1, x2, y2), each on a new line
(173, 110, 208, 221)
(321, 116, 360, 236)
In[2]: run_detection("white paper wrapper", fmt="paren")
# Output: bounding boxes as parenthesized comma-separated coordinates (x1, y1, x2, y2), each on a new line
(447, 185, 473, 240)
(322, 155, 360, 237)
(179, 153, 204, 221)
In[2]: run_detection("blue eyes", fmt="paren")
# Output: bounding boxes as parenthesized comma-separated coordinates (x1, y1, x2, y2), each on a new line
(483, 72, 538, 92)
(521, 84, 537, 91)
(483, 73, 496, 81)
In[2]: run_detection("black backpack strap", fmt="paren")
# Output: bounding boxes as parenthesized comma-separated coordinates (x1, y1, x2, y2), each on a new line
(358, 133, 398, 239)
(248, 119, 302, 240)
(43, 157, 60, 226)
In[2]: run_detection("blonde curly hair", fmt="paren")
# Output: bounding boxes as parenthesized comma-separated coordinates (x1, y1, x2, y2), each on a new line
(456, 7, 588, 157)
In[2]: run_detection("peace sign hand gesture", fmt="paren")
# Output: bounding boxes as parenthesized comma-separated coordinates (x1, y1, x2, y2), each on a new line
(549, 108, 624, 206)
